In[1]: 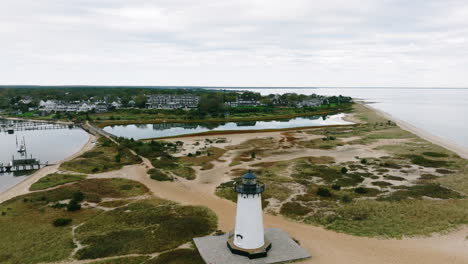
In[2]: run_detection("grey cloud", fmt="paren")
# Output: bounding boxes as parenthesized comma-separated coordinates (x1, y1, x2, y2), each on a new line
(0, 0, 467, 87)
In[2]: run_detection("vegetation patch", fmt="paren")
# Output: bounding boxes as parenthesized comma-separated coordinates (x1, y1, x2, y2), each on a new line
(423, 152, 449, 158)
(0, 189, 99, 264)
(179, 147, 226, 170)
(146, 249, 204, 264)
(98, 200, 131, 208)
(382, 184, 463, 201)
(383, 175, 406, 181)
(148, 168, 174, 181)
(280, 202, 313, 218)
(30, 173, 86, 191)
(75, 199, 217, 259)
(404, 154, 449, 168)
(371, 181, 393, 188)
(61, 138, 141, 174)
(307, 199, 468, 238)
(151, 158, 196, 180)
(88, 256, 150, 264)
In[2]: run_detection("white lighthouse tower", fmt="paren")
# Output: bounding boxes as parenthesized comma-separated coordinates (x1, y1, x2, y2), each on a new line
(227, 170, 271, 259)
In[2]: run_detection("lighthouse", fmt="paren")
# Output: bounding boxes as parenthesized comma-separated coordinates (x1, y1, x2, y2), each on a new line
(227, 170, 272, 259)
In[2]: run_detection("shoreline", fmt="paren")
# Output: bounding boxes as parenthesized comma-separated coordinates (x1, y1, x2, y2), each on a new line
(92, 106, 352, 128)
(363, 103, 468, 159)
(141, 123, 358, 140)
(0, 131, 96, 204)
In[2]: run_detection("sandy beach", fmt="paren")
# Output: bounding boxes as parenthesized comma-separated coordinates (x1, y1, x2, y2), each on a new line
(2, 104, 468, 264)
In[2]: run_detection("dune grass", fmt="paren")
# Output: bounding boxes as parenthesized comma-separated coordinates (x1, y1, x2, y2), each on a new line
(148, 168, 174, 181)
(307, 199, 468, 238)
(0, 178, 145, 264)
(179, 146, 226, 170)
(61, 138, 142, 174)
(151, 158, 196, 180)
(88, 256, 150, 264)
(75, 200, 217, 259)
(98, 200, 131, 208)
(146, 249, 205, 264)
(30, 173, 86, 191)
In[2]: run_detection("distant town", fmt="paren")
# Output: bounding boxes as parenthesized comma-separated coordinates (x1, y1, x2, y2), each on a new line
(0, 87, 352, 119)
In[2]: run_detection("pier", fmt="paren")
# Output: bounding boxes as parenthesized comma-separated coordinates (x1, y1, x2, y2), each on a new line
(0, 158, 49, 173)
(0, 121, 72, 133)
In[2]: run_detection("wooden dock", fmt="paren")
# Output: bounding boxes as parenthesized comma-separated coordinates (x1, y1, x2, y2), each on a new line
(0, 158, 49, 173)
(0, 121, 72, 133)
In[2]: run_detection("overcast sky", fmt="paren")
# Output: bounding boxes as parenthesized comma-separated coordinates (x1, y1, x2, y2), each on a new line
(1, 0, 468, 87)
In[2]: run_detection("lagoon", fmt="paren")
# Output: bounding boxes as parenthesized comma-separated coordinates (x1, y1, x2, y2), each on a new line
(103, 113, 352, 140)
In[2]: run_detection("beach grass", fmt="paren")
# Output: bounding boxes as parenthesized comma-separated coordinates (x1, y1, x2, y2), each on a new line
(30, 173, 87, 191)
(306, 199, 468, 238)
(75, 200, 217, 259)
(61, 137, 142, 174)
(98, 200, 132, 208)
(146, 249, 204, 264)
(0, 178, 146, 264)
(148, 168, 174, 181)
(179, 146, 226, 170)
(88, 256, 150, 264)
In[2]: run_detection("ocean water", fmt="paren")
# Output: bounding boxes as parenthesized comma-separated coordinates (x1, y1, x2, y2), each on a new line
(222, 88, 468, 149)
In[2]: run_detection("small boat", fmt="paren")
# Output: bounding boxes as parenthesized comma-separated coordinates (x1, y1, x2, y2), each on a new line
(7, 125, 14, 134)
(16, 136, 26, 154)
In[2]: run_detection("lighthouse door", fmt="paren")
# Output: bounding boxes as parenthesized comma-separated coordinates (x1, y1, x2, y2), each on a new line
(235, 233, 244, 247)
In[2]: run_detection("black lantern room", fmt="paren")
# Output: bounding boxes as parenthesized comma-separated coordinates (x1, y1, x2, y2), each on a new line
(235, 170, 265, 195)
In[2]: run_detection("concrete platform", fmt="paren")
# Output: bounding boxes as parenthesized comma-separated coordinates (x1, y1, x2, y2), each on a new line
(194, 228, 311, 264)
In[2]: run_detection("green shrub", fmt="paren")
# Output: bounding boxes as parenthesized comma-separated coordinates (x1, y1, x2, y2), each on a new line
(331, 184, 341, 191)
(360, 158, 367, 164)
(73, 191, 84, 202)
(341, 167, 348, 174)
(341, 195, 353, 203)
(52, 218, 72, 227)
(67, 200, 81, 211)
(317, 187, 332, 197)
(354, 187, 368, 194)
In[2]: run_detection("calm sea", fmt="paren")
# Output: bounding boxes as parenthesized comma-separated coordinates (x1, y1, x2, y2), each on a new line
(222, 88, 468, 149)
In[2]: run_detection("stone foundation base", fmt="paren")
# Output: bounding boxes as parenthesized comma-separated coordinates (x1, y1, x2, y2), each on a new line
(194, 228, 311, 264)
(226, 234, 272, 259)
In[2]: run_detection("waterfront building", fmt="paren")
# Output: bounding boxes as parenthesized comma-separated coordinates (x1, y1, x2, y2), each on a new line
(146, 94, 199, 109)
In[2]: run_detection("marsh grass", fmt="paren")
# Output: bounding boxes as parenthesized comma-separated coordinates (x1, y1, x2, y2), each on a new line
(61, 138, 141, 174)
(30, 173, 86, 191)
